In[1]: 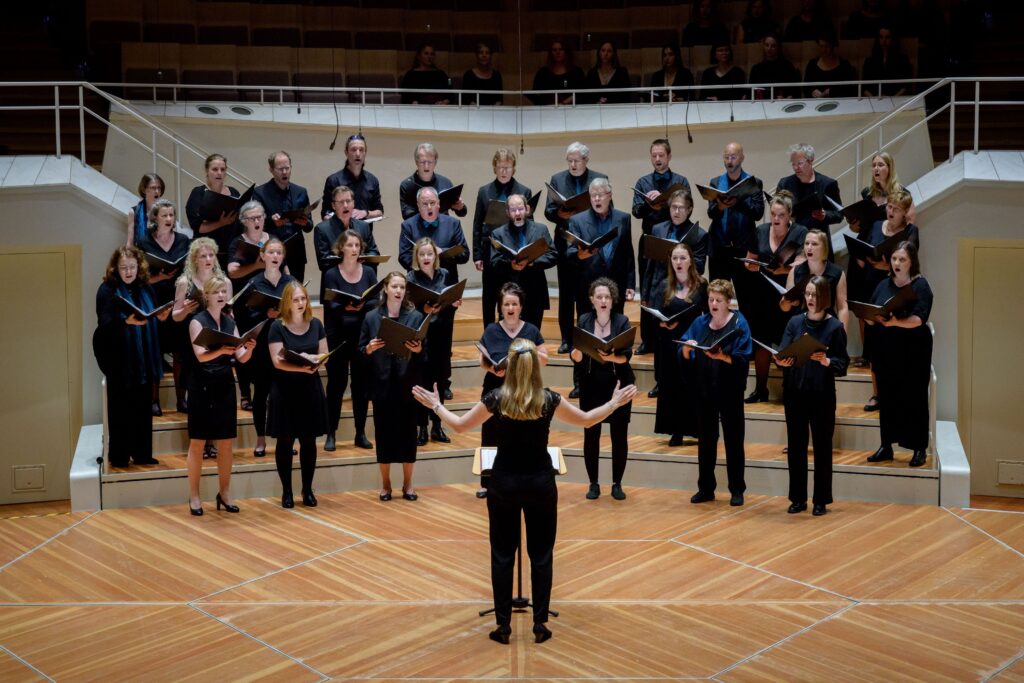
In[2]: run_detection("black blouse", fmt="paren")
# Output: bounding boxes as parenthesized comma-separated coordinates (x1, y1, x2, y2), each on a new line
(479, 321, 545, 394)
(779, 314, 849, 395)
(461, 69, 503, 106)
(482, 388, 561, 474)
(323, 264, 377, 339)
(192, 309, 237, 378)
(137, 231, 190, 305)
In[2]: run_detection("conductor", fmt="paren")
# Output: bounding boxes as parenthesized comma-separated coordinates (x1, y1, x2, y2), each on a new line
(413, 339, 636, 645)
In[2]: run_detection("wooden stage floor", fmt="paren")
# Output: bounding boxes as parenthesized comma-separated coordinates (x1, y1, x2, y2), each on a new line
(1, 485, 1022, 681)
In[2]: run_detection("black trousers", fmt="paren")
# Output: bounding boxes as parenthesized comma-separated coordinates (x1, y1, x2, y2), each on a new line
(235, 360, 253, 401)
(486, 470, 557, 626)
(252, 366, 271, 437)
(107, 380, 154, 466)
(275, 435, 317, 493)
(696, 388, 746, 495)
(325, 347, 369, 435)
(555, 233, 576, 344)
(583, 421, 629, 484)
(784, 391, 835, 506)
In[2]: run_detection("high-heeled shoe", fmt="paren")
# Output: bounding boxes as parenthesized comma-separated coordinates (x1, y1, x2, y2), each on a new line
(489, 624, 511, 645)
(216, 493, 239, 513)
(402, 489, 418, 501)
(281, 491, 294, 509)
(302, 490, 318, 507)
(417, 425, 429, 446)
(253, 446, 266, 458)
(189, 503, 204, 516)
(379, 489, 392, 501)
(533, 623, 552, 643)
(744, 388, 769, 404)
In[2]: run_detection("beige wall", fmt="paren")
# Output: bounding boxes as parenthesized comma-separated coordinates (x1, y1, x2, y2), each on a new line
(102, 108, 932, 296)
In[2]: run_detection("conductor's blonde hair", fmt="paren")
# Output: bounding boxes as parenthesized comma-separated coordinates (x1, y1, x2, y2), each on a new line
(498, 338, 545, 421)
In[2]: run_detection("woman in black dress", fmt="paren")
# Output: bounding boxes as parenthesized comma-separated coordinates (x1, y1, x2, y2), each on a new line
(804, 32, 857, 98)
(774, 275, 849, 516)
(322, 229, 377, 452)
(184, 153, 240, 270)
(853, 152, 916, 234)
(228, 200, 273, 414)
(781, 229, 849, 329)
(186, 275, 256, 516)
(400, 43, 451, 105)
(651, 243, 708, 447)
(476, 282, 548, 498)
(137, 198, 189, 415)
(700, 43, 747, 101)
(243, 238, 295, 458)
(865, 242, 933, 468)
(407, 237, 461, 445)
(583, 41, 632, 104)
(359, 272, 426, 501)
(861, 25, 913, 97)
(462, 42, 504, 106)
(648, 43, 694, 102)
(94, 246, 167, 468)
(413, 338, 636, 645)
(743, 191, 807, 402)
(529, 38, 586, 106)
(267, 281, 330, 508)
(569, 277, 635, 501)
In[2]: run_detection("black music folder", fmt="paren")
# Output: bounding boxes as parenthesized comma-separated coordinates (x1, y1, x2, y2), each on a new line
(283, 343, 342, 369)
(117, 296, 173, 320)
(844, 229, 908, 263)
(840, 197, 886, 227)
(322, 253, 390, 267)
(572, 325, 637, 363)
(489, 236, 550, 264)
(564, 226, 619, 251)
(696, 176, 761, 202)
(482, 192, 542, 225)
(199, 184, 255, 222)
(545, 182, 593, 215)
(475, 343, 509, 372)
(849, 285, 917, 322)
(277, 199, 320, 222)
(142, 251, 186, 276)
(761, 272, 809, 302)
(379, 315, 431, 360)
(193, 319, 267, 349)
(632, 182, 687, 207)
(753, 333, 827, 367)
(438, 184, 465, 214)
(322, 279, 386, 307)
(405, 278, 467, 310)
(640, 303, 698, 325)
(677, 327, 737, 352)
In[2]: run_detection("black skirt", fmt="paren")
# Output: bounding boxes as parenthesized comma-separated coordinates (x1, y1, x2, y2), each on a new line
(373, 386, 418, 463)
(187, 372, 237, 441)
(267, 370, 329, 439)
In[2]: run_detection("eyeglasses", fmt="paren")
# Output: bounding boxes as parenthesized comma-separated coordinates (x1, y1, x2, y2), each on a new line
(590, 192, 610, 199)
(242, 215, 265, 222)
(118, 264, 138, 272)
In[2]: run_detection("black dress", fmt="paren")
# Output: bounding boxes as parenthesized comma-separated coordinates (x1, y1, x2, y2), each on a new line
(322, 264, 377, 434)
(648, 68, 695, 101)
(184, 184, 240, 268)
(529, 66, 585, 105)
(583, 66, 632, 104)
(266, 318, 329, 439)
(848, 221, 920, 304)
(743, 223, 808, 345)
(804, 59, 858, 98)
(359, 306, 426, 463)
(400, 68, 450, 104)
(574, 311, 635, 424)
(699, 66, 747, 100)
(243, 271, 296, 438)
(870, 276, 934, 451)
(651, 281, 707, 438)
(481, 388, 561, 627)
(791, 261, 844, 317)
(407, 268, 456, 396)
(188, 310, 239, 441)
(137, 231, 190, 355)
(478, 321, 545, 447)
(461, 69, 503, 106)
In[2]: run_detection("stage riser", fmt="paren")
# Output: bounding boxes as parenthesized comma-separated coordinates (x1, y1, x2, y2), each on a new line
(98, 450, 940, 509)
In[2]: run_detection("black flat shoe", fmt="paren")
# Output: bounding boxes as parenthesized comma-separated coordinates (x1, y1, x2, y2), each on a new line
(611, 483, 626, 500)
(302, 490, 318, 507)
(253, 446, 266, 458)
(240, 397, 253, 411)
(354, 432, 373, 449)
(867, 445, 894, 462)
(151, 402, 162, 417)
(202, 443, 216, 460)
(475, 488, 488, 499)
(533, 623, 552, 643)
(864, 395, 879, 411)
(402, 490, 418, 501)
(635, 343, 651, 355)
(647, 383, 659, 398)
(324, 432, 336, 452)
(586, 483, 600, 499)
(787, 502, 807, 514)
(909, 450, 927, 467)
(430, 425, 451, 443)
(812, 504, 827, 516)
(489, 625, 511, 645)
(668, 434, 684, 447)
(744, 389, 769, 404)
(379, 489, 392, 501)
(189, 504, 204, 516)
(690, 490, 715, 504)
(216, 493, 240, 513)
(417, 426, 429, 446)
(281, 491, 294, 509)
(133, 457, 159, 466)
(444, 387, 453, 401)
(557, 342, 571, 354)
(176, 399, 188, 414)
(568, 384, 580, 399)
(730, 494, 744, 506)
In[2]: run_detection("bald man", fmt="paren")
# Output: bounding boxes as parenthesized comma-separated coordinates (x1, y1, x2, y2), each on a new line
(706, 142, 764, 283)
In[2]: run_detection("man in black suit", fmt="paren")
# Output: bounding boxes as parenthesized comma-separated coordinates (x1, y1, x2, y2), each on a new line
(313, 185, 380, 299)
(775, 142, 842, 234)
(707, 141, 765, 282)
(398, 142, 468, 220)
(253, 150, 313, 281)
(473, 148, 533, 327)
(632, 138, 691, 354)
(567, 177, 636, 316)
(544, 141, 608, 354)
(398, 186, 471, 288)
(320, 134, 383, 222)
(489, 194, 557, 328)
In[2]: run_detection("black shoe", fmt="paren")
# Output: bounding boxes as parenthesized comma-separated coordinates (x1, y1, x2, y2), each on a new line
(690, 490, 715, 504)
(611, 483, 626, 500)
(787, 502, 807, 514)
(812, 504, 827, 516)
(216, 493, 240, 513)
(730, 494, 744, 506)
(151, 402, 162, 417)
(431, 425, 451, 443)
(864, 395, 879, 411)
(133, 457, 159, 466)
(533, 623, 552, 643)
(853, 357, 870, 368)
(635, 343, 651, 355)
(489, 624, 511, 645)
(302, 490, 318, 507)
(668, 434, 684, 447)
(557, 342, 571, 354)
(444, 387, 453, 401)
(909, 450, 927, 467)
(744, 389, 769, 404)
(240, 397, 253, 412)
(402, 489, 418, 501)
(475, 488, 488, 499)
(281, 491, 294, 509)
(354, 432, 373, 449)
(189, 503, 204, 516)
(324, 432, 336, 452)
(647, 383, 659, 398)
(417, 426, 429, 446)
(867, 445, 894, 462)
(254, 446, 266, 457)
(586, 483, 600, 499)
(379, 489, 392, 501)
(202, 443, 217, 460)
(176, 399, 188, 414)
(568, 384, 580, 399)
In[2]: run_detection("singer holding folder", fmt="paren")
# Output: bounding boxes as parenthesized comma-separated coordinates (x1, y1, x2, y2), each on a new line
(186, 276, 256, 516)
(359, 272, 426, 501)
(267, 281, 330, 509)
(183, 153, 241, 270)
(322, 230, 377, 452)
(773, 275, 849, 516)
(413, 338, 636, 645)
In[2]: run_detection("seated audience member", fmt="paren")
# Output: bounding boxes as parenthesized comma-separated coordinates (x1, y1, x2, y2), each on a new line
(804, 31, 858, 98)
(861, 25, 913, 97)
(701, 44, 747, 101)
(401, 43, 451, 105)
(682, 0, 730, 48)
(735, 0, 779, 44)
(530, 38, 586, 106)
(462, 42, 504, 106)
(648, 43, 695, 102)
(749, 33, 801, 98)
(583, 41, 632, 104)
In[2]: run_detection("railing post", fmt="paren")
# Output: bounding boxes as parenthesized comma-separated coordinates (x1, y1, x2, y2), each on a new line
(78, 85, 86, 166)
(973, 80, 980, 153)
(152, 128, 158, 174)
(175, 142, 182, 213)
(53, 85, 61, 158)
(854, 138, 862, 202)
(948, 81, 956, 162)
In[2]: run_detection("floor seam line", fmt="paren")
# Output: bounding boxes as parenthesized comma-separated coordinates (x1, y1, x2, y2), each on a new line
(0, 510, 100, 573)
(942, 507, 1024, 560)
(0, 642, 57, 682)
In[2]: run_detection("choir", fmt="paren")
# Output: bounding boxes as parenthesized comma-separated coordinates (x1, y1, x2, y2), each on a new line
(97, 138, 933, 523)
